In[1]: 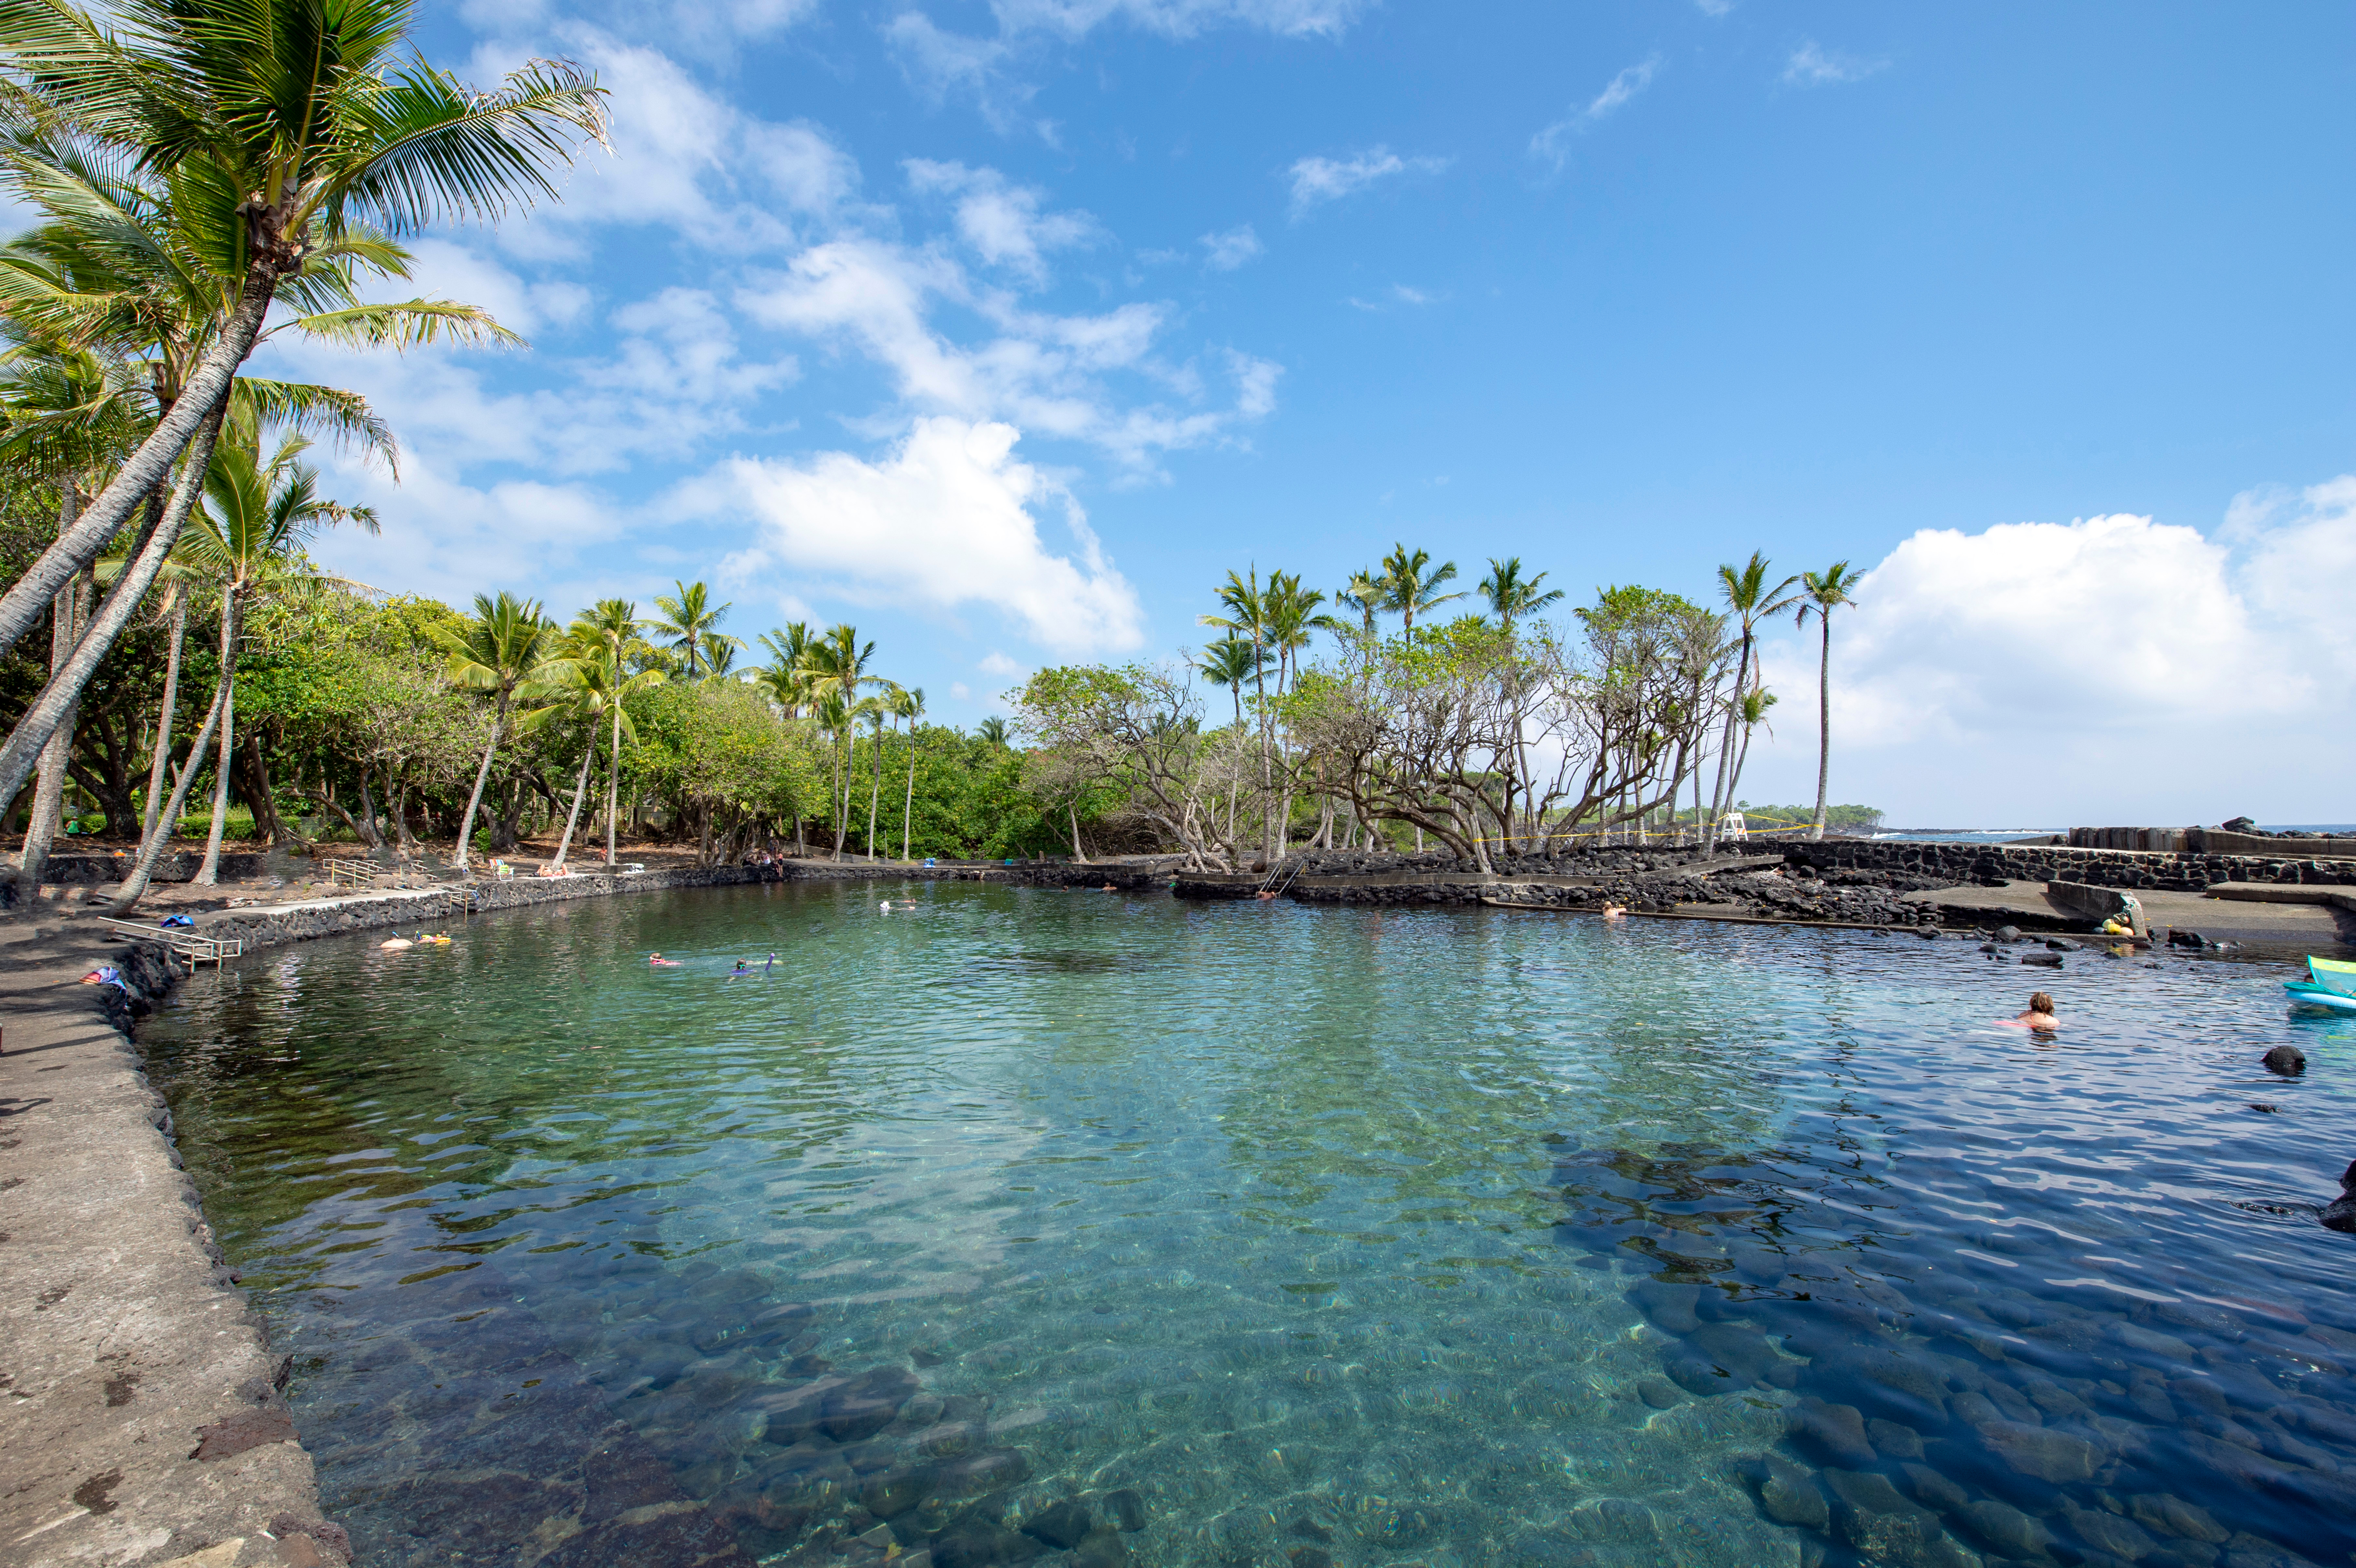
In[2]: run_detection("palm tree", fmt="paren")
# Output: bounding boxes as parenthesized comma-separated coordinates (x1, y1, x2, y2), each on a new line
(757, 623, 814, 716)
(1797, 560, 1865, 841)
(1479, 556, 1564, 628)
(1263, 571, 1325, 698)
(436, 592, 559, 873)
(1201, 569, 1278, 858)
(0, 104, 525, 813)
(1704, 552, 1800, 854)
(1725, 684, 1779, 834)
(1377, 543, 1463, 633)
(1335, 568, 1385, 636)
(894, 685, 926, 860)
(975, 716, 1009, 747)
(182, 429, 378, 881)
(1194, 635, 1266, 728)
(0, 0, 605, 676)
(860, 690, 892, 860)
(568, 599, 660, 869)
(799, 623, 878, 858)
(650, 580, 744, 678)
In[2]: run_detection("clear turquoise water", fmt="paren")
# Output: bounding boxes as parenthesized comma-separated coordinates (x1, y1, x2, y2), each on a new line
(139, 881, 2356, 1568)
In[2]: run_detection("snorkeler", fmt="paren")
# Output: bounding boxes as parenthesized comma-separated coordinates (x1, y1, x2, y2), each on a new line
(725, 960, 754, 981)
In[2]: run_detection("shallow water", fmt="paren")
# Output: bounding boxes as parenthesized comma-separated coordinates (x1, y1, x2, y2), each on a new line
(140, 881, 2356, 1568)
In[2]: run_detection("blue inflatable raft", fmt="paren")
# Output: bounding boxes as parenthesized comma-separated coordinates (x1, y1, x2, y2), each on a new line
(2286, 956, 2356, 1014)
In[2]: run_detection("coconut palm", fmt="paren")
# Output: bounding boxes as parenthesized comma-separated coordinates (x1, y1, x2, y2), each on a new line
(1201, 569, 1279, 858)
(1377, 543, 1463, 633)
(180, 429, 378, 881)
(526, 627, 661, 873)
(1479, 556, 1564, 629)
(975, 716, 1008, 747)
(799, 623, 879, 858)
(894, 685, 926, 861)
(569, 599, 662, 869)
(1263, 571, 1325, 698)
(1194, 635, 1266, 728)
(1704, 552, 1800, 854)
(1334, 568, 1385, 636)
(435, 592, 559, 873)
(0, 0, 606, 671)
(0, 112, 519, 811)
(1797, 560, 1865, 841)
(860, 690, 892, 860)
(757, 622, 814, 716)
(649, 580, 744, 679)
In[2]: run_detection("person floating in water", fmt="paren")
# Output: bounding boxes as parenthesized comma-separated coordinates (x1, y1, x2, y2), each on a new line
(1601, 903, 1628, 920)
(725, 960, 754, 981)
(2012, 991, 2058, 1029)
(649, 952, 681, 967)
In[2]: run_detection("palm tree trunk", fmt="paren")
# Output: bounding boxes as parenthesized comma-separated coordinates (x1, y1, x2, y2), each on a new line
(0, 407, 227, 815)
(1703, 637, 1751, 854)
(0, 270, 274, 666)
(142, 594, 188, 841)
(19, 488, 85, 890)
(453, 693, 508, 872)
(108, 681, 228, 914)
(550, 741, 595, 871)
(902, 743, 917, 861)
(1810, 612, 1832, 841)
(605, 701, 625, 868)
(1069, 800, 1086, 863)
(195, 591, 244, 885)
(865, 726, 882, 860)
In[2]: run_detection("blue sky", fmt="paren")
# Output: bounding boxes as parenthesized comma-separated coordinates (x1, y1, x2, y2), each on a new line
(270, 0, 2356, 824)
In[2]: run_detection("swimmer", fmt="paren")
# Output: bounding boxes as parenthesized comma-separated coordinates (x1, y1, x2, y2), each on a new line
(1601, 903, 1628, 920)
(1102, 884, 1117, 893)
(724, 960, 753, 981)
(2013, 991, 2058, 1029)
(880, 900, 891, 911)
(380, 936, 415, 950)
(1254, 890, 1279, 901)
(649, 952, 681, 966)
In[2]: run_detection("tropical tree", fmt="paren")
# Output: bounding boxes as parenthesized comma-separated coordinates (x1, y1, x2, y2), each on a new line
(1377, 543, 1463, 633)
(1194, 634, 1266, 728)
(894, 684, 925, 860)
(799, 622, 877, 857)
(1704, 552, 1800, 854)
(0, 0, 606, 790)
(975, 716, 1008, 747)
(1797, 560, 1865, 841)
(435, 592, 558, 872)
(1334, 567, 1385, 635)
(181, 428, 377, 880)
(561, 598, 651, 868)
(756, 622, 813, 715)
(650, 579, 743, 678)
(1479, 556, 1564, 628)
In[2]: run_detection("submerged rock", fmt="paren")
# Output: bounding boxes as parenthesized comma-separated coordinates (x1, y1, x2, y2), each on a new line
(1788, 1397, 1876, 1467)
(1976, 1419, 2102, 1483)
(1102, 1489, 1147, 1533)
(1821, 1469, 1982, 1568)
(1022, 1499, 1094, 1550)
(1741, 1453, 1829, 1531)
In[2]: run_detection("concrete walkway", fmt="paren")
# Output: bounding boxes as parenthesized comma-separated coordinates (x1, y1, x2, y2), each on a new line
(1900, 880, 2354, 956)
(0, 921, 346, 1568)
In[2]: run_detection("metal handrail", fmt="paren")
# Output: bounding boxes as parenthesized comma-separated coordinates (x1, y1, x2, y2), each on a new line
(321, 857, 377, 889)
(96, 916, 243, 968)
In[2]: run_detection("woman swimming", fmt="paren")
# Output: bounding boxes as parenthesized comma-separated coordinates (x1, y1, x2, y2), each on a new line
(649, 952, 681, 967)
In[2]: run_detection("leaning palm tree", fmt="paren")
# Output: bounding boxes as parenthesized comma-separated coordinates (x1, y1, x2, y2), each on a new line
(1797, 561, 1865, 841)
(435, 592, 559, 873)
(0, 91, 538, 814)
(181, 429, 378, 881)
(894, 685, 926, 860)
(525, 630, 661, 873)
(0, 0, 606, 684)
(1704, 552, 1800, 854)
(860, 689, 893, 860)
(649, 580, 744, 679)
(569, 599, 661, 869)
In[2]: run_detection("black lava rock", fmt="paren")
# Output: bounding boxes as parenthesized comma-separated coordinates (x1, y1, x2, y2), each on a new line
(1103, 1489, 1147, 1533)
(1023, 1499, 1094, 1550)
(2264, 1044, 2308, 1076)
(2322, 1161, 2356, 1234)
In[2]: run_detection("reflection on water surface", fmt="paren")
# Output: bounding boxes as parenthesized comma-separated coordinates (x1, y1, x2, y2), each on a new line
(139, 881, 2356, 1568)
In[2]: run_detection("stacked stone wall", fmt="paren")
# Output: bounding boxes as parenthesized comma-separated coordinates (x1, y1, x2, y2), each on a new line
(1762, 838, 2356, 892)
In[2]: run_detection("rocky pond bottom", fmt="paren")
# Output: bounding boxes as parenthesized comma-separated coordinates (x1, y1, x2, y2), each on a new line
(137, 880, 2356, 1568)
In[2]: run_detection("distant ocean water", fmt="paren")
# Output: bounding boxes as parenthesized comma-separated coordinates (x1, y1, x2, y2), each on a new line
(1866, 823, 2355, 844)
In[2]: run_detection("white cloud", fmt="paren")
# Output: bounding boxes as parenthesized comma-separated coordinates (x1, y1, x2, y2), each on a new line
(1784, 41, 1888, 88)
(1346, 284, 1438, 311)
(1742, 487, 2356, 823)
(694, 417, 1145, 655)
(736, 238, 1276, 471)
(989, 0, 1365, 38)
(905, 159, 1098, 280)
(950, 681, 973, 700)
(1199, 224, 1263, 271)
(978, 651, 1027, 676)
(1286, 146, 1450, 214)
(1531, 57, 1659, 169)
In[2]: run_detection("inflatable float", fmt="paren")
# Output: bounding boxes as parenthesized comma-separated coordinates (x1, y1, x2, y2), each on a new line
(2285, 956, 2356, 1014)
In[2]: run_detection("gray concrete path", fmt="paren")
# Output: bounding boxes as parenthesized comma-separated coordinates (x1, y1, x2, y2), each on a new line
(1, 922, 346, 1568)
(1900, 880, 2353, 956)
